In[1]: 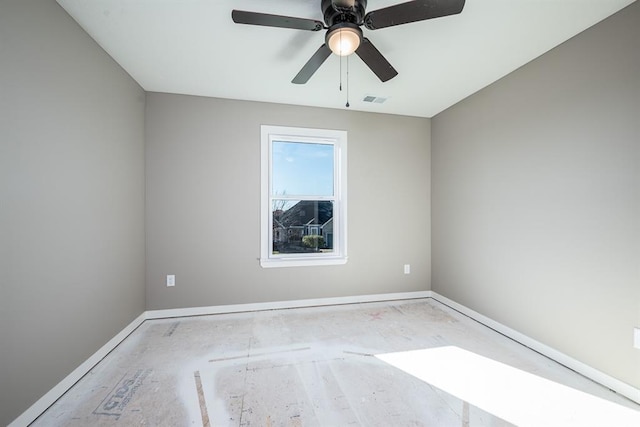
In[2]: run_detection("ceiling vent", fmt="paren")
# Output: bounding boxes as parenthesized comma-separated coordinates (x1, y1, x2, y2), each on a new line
(363, 95, 388, 104)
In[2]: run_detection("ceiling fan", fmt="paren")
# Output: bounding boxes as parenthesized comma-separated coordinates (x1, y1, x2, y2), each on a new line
(232, 0, 466, 84)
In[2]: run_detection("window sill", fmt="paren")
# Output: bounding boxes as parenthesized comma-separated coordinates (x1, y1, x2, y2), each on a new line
(260, 256, 348, 268)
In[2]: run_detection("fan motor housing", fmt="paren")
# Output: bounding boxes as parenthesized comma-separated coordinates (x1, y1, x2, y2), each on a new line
(321, 0, 367, 27)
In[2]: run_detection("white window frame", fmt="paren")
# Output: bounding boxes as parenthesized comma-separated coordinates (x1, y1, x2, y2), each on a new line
(260, 125, 347, 268)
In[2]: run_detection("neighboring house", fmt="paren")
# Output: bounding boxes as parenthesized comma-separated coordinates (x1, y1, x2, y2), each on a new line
(273, 200, 333, 251)
(321, 217, 333, 248)
(272, 218, 286, 246)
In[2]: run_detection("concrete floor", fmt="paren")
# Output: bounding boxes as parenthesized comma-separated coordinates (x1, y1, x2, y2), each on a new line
(34, 298, 640, 426)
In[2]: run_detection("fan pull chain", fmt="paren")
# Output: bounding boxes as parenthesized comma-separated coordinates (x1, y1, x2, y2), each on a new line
(339, 51, 343, 91)
(345, 54, 350, 108)
(336, 31, 349, 108)
(339, 30, 343, 92)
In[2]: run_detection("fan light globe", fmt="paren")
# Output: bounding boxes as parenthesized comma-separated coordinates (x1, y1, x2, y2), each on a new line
(327, 27, 361, 56)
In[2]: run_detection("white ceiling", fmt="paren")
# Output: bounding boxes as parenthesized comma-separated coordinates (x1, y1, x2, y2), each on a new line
(56, 0, 635, 118)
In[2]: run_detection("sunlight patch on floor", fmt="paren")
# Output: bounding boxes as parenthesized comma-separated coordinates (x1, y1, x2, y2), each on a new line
(377, 346, 640, 427)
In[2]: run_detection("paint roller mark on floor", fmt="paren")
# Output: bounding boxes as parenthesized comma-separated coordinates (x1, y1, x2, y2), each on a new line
(342, 350, 374, 357)
(93, 369, 152, 419)
(369, 311, 385, 321)
(462, 401, 470, 427)
(163, 321, 180, 337)
(194, 371, 211, 427)
(390, 305, 406, 316)
(208, 346, 312, 363)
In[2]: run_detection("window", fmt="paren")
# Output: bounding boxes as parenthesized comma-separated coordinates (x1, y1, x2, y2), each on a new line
(261, 125, 347, 268)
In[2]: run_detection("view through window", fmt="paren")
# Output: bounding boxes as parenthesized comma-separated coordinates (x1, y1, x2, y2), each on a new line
(261, 126, 347, 267)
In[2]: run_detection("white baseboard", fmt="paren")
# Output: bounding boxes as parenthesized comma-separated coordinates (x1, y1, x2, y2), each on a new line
(8, 313, 147, 427)
(430, 291, 640, 405)
(145, 291, 432, 319)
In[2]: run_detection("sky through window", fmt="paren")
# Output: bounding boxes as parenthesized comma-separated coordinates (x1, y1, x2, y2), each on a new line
(272, 141, 334, 197)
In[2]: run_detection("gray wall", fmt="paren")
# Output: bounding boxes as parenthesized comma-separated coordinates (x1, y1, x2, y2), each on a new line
(432, 2, 640, 389)
(0, 1, 146, 424)
(145, 93, 430, 310)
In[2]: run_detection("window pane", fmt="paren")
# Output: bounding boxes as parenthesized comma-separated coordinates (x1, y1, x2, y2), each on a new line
(272, 141, 334, 197)
(272, 200, 334, 254)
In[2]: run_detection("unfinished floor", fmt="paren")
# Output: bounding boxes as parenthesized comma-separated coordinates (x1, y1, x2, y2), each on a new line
(34, 298, 640, 426)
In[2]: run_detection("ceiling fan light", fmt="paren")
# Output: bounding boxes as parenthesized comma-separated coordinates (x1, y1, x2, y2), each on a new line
(327, 26, 362, 56)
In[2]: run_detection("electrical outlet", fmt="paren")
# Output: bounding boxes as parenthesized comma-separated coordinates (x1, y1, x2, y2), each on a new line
(166, 275, 175, 287)
(404, 264, 410, 275)
(634, 327, 640, 350)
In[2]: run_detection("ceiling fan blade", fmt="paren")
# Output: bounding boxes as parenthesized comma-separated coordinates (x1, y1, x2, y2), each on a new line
(355, 38, 398, 82)
(292, 44, 332, 84)
(364, 0, 465, 30)
(232, 10, 324, 31)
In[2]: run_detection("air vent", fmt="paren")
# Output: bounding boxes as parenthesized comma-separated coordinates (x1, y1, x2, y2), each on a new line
(363, 95, 388, 104)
